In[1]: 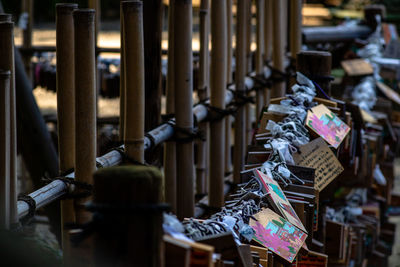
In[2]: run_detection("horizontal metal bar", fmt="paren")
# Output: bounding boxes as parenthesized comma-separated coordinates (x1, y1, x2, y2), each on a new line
(17, 77, 254, 219)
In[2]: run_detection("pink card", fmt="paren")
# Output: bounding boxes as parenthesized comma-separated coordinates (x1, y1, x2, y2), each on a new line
(250, 208, 307, 263)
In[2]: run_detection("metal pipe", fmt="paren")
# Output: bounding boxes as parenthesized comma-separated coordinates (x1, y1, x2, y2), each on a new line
(17, 81, 266, 219)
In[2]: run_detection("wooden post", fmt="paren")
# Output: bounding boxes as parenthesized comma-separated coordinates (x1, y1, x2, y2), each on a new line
(196, 0, 210, 196)
(74, 9, 97, 224)
(0, 21, 15, 230)
(289, 0, 302, 60)
(263, 0, 272, 105)
(123, 1, 145, 164)
(297, 51, 332, 97)
(56, 2, 77, 258)
(233, 0, 247, 184)
(0, 70, 10, 229)
(174, 0, 194, 219)
(22, 0, 33, 80)
(255, 0, 265, 117)
(271, 0, 285, 97)
(209, 0, 227, 208)
(143, 0, 163, 132)
(164, 0, 177, 212)
(92, 166, 164, 267)
(225, 0, 233, 175)
(119, 1, 125, 141)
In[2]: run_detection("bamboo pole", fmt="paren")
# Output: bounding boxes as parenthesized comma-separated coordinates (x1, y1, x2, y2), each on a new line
(289, 0, 302, 60)
(196, 0, 210, 196)
(174, 0, 194, 219)
(209, 0, 227, 208)
(123, 1, 145, 164)
(233, 0, 247, 184)
(164, 0, 177, 212)
(224, 0, 233, 175)
(74, 9, 97, 224)
(143, 0, 163, 133)
(245, 0, 252, 145)
(56, 2, 77, 258)
(22, 0, 33, 79)
(263, 0, 272, 105)
(282, 0, 288, 54)
(88, 0, 100, 44)
(0, 21, 15, 230)
(0, 70, 10, 229)
(271, 0, 285, 97)
(119, 1, 125, 141)
(255, 0, 265, 118)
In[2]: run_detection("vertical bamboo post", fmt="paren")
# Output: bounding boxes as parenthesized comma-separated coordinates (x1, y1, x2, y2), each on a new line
(196, 0, 210, 196)
(22, 0, 33, 79)
(263, 0, 272, 105)
(174, 0, 194, 218)
(255, 0, 265, 117)
(123, 1, 145, 164)
(92, 166, 164, 267)
(209, 0, 227, 208)
(297, 51, 332, 97)
(143, 0, 163, 133)
(245, 0, 252, 145)
(282, 0, 288, 54)
(246, 0, 252, 74)
(88, 0, 100, 43)
(56, 3, 77, 258)
(225, 0, 233, 175)
(233, 0, 247, 184)
(0, 13, 12, 219)
(164, 0, 177, 212)
(0, 70, 10, 229)
(289, 0, 302, 60)
(0, 21, 15, 229)
(271, 0, 285, 97)
(119, 1, 125, 141)
(74, 9, 97, 224)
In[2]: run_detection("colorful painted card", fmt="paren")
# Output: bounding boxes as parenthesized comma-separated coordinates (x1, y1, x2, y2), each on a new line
(249, 208, 307, 263)
(306, 104, 350, 149)
(254, 170, 307, 233)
